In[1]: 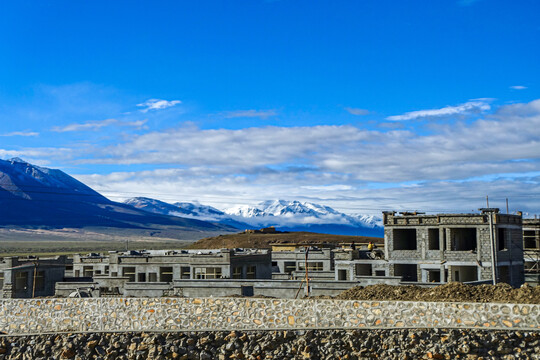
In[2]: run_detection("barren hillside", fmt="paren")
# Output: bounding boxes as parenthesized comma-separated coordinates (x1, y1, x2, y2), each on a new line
(188, 231, 383, 249)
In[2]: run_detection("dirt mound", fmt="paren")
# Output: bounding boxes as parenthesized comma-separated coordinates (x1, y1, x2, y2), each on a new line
(334, 282, 540, 304)
(189, 231, 383, 249)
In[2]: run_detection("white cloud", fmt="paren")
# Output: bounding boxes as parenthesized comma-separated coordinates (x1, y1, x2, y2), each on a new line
(345, 107, 369, 116)
(222, 109, 277, 119)
(52, 119, 147, 132)
(76, 99, 540, 187)
(510, 85, 527, 90)
(84, 125, 371, 167)
(386, 100, 491, 121)
(1, 131, 39, 137)
(137, 99, 181, 113)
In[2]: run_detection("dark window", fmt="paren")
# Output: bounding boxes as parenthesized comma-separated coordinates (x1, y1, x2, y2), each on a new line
(375, 270, 385, 277)
(246, 266, 256, 279)
(15, 272, 28, 291)
(181, 267, 191, 279)
(241, 286, 254, 296)
(394, 264, 418, 282)
(428, 229, 440, 250)
(0, 272, 3, 288)
(35, 271, 45, 291)
(498, 228, 506, 251)
(498, 266, 510, 283)
(338, 269, 348, 281)
(428, 270, 440, 282)
(355, 264, 372, 276)
(122, 267, 136, 282)
(393, 229, 417, 250)
(194, 267, 222, 279)
(83, 266, 93, 278)
(284, 262, 296, 274)
(138, 273, 146, 282)
(160, 267, 174, 282)
(232, 267, 242, 279)
(450, 228, 477, 251)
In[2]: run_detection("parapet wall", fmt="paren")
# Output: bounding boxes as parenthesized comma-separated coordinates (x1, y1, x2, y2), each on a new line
(1, 297, 538, 335)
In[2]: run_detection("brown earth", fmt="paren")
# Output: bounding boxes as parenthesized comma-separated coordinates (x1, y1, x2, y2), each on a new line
(331, 282, 540, 304)
(188, 231, 383, 249)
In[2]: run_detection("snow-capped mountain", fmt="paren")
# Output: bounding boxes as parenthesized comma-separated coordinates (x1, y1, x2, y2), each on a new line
(225, 200, 382, 234)
(225, 205, 267, 218)
(125, 198, 383, 236)
(124, 197, 250, 229)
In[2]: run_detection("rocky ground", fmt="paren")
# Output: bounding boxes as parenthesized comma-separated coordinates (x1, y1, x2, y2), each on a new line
(0, 329, 538, 360)
(331, 282, 540, 304)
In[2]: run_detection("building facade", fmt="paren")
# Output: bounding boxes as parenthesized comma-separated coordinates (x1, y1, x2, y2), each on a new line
(66, 249, 272, 296)
(523, 218, 540, 286)
(0, 256, 69, 298)
(382, 208, 524, 287)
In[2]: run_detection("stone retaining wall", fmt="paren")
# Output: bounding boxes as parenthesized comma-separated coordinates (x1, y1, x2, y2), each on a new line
(1, 298, 538, 335)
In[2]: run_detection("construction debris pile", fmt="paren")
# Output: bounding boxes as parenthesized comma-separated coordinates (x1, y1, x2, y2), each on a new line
(333, 282, 540, 304)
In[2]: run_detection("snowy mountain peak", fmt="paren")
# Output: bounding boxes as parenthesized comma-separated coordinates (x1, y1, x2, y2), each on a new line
(124, 197, 383, 236)
(225, 204, 267, 218)
(9, 157, 27, 164)
(258, 199, 339, 216)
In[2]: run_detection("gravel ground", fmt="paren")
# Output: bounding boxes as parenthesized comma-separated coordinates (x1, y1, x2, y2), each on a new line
(0, 329, 538, 360)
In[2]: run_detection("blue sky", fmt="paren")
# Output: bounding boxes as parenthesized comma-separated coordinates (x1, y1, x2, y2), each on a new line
(0, 0, 539, 216)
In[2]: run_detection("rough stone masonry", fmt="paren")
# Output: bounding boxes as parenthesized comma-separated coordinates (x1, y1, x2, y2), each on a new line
(0, 329, 539, 360)
(0, 297, 538, 334)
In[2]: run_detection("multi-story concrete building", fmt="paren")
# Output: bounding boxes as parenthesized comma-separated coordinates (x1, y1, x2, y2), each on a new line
(64, 249, 272, 296)
(0, 256, 69, 298)
(270, 243, 336, 280)
(333, 246, 389, 281)
(382, 208, 524, 287)
(523, 218, 540, 286)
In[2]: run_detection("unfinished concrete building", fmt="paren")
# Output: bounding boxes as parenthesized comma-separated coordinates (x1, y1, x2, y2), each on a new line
(523, 218, 540, 286)
(333, 246, 393, 282)
(382, 208, 524, 287)
(61, 249, 272, 297)
(0, 256, 69, 298)
(270, 243, 336, 280)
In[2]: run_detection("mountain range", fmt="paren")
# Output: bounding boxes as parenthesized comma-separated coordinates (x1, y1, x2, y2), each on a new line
(0, 158, 383, 237)
(0, 158, 233, 234)
(124, 198, 383, 236)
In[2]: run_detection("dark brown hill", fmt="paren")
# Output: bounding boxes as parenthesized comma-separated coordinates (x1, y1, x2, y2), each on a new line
(188, 231, 383, 249)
